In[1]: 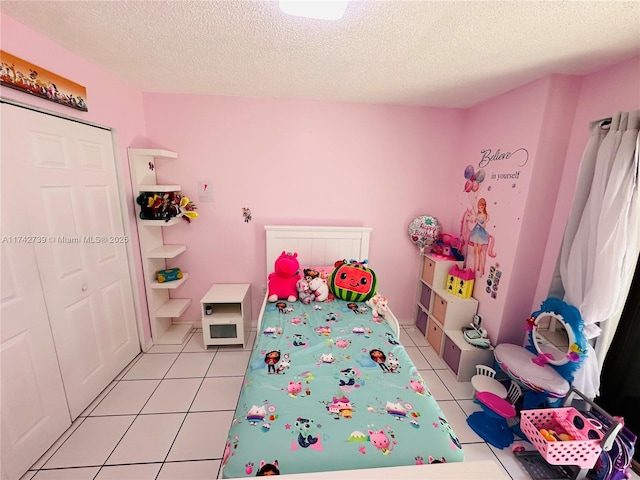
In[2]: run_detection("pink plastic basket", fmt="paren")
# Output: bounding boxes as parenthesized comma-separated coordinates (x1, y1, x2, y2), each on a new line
(520, 407, 603, 469)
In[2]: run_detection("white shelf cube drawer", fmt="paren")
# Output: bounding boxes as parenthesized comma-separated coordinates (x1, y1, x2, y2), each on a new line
(421, 255, 462, 289)
(431, 289, 478, 330)
(426, 317, 444, 355)
(419, 281, 432, 311)
(442, 330, 494, 382)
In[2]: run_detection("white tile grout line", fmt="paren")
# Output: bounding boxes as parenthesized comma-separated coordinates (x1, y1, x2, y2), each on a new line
(31, 338, 244, 475)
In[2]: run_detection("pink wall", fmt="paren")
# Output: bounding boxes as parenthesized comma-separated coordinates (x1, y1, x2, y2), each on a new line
(142, 93, 464, 323)
(502, 75, 581, 344)
(450, 77, 550, 344)
(4, 12, 638, 347)
(452, 57, 639, 346)
(1, 13, 152, 341)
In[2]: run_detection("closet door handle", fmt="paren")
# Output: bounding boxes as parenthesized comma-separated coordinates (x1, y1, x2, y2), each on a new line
(82, 284, 88, 292)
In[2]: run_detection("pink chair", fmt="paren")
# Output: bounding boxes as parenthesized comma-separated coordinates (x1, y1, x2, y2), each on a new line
(466, 391, 516, 449)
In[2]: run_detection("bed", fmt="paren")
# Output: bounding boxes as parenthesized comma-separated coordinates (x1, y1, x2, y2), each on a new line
(220, 226, 466, 478)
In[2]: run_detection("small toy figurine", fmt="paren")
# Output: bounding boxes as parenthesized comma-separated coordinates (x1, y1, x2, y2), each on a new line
(296, 278, 314, 304)
(366, 294, 388, 318)
(308, 277, 329, 302)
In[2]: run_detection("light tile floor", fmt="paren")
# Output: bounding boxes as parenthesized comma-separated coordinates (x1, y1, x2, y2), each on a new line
(21, 326, 638, 480)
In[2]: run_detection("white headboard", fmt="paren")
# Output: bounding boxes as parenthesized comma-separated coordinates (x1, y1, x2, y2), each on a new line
(261, 225, 398, 337)
(264, 225, 371, 276)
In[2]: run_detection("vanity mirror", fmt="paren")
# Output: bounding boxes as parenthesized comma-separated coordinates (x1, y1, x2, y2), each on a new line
(531, 312, 574, 365)
(525, 298, 588, 382)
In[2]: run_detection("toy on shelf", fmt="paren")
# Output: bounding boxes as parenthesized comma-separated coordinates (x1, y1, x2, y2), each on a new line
(430, 233, 464, 261)
(156, 267, 183, 283)
(446, 264, 475, 298)
(463, 314, 491, 349)
(267, 251, 300, 303)
(136, 191, 198, 223)
(178, 196, 198, 223)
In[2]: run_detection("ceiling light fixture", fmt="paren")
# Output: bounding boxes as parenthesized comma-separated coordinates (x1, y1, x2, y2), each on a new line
(279, 0, 349, 21)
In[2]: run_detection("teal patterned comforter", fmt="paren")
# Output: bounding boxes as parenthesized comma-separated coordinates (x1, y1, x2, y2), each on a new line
(221, 299, 465, 477)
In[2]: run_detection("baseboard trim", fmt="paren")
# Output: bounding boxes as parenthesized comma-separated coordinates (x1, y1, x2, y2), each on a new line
(142, 337, 153, 353)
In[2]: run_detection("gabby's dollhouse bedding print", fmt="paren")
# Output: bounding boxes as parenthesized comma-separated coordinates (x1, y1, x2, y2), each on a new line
(221, 299, 465, 477)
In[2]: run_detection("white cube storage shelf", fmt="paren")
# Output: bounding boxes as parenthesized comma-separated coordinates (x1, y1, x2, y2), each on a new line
(442, 329, 494, 382)
(431, 289, 478, 330)
(414, 253, 493, 381)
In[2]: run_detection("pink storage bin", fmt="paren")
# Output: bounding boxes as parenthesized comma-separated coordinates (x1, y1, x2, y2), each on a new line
(520, 407, 603, 469)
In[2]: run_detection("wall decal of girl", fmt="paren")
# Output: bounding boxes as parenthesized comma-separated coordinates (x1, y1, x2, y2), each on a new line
(470, 197, 490, 276)
(462, 165, 496, 277)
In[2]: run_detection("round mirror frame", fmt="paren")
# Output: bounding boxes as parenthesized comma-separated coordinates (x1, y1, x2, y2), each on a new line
(531, 311, 575, 366)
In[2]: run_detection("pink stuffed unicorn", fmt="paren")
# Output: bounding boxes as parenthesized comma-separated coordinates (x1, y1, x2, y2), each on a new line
(366, 294, 388, 318)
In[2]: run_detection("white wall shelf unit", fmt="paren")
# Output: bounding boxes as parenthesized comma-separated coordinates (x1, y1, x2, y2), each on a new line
(155, 298, 191, 318)
(140, 217, 182, 227)
(137, 184, 182, 192)
(129, 148, 193, 345)
(146, 245, 188, 259)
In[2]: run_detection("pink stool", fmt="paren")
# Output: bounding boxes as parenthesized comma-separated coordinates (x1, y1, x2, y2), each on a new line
(466, 391, 516, 449)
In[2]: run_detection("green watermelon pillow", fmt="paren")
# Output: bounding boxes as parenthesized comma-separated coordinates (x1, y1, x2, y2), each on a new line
(329, 260, 377, 302)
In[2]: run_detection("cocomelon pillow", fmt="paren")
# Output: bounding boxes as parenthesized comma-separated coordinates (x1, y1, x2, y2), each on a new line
(328, 260, 377, 302)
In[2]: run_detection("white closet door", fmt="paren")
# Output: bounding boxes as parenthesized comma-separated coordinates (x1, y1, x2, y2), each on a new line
(0, 109, 71, 480)
(2, 104, 140, 419)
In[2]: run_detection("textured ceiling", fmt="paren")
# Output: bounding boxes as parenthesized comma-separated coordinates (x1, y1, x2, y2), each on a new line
(1, 0, 639, 108)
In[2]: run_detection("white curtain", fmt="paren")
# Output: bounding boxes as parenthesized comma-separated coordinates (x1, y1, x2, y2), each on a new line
(557, 110, 640, 399)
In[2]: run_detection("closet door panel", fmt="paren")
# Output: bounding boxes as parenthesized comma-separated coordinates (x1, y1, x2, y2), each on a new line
(1, 104, 71, 479)
(4, 104, 139, 420)
(0, 244, 71, 480)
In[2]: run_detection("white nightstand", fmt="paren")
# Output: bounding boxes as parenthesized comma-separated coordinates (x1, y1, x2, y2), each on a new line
(201, 284, 251, 348)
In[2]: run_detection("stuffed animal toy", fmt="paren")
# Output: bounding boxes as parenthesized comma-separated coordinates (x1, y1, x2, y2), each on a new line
(309, 277, 329, 302)
(268, 251, 300, 302)
(296, 278, 314, 304)
(329, 259, 377, 301)
(366, 294, 388, 318)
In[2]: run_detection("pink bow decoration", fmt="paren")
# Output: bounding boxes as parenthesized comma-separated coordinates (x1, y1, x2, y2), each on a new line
(531, 353, 554, 366)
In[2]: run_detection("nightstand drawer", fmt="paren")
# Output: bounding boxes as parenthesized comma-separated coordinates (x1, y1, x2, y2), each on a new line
(205, 315, 239, 325)
(426, 318, 444, 355)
